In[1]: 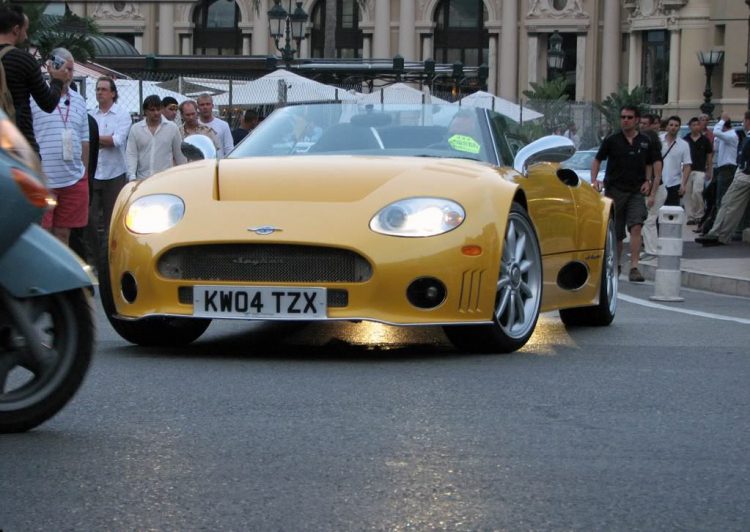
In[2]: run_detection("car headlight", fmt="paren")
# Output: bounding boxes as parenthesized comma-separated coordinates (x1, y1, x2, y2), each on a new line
(370, 198, 465, 237)
(125, 194, 185, 234)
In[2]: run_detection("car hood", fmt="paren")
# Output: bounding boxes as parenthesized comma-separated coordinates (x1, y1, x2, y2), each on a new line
(217, 155, 498, 203)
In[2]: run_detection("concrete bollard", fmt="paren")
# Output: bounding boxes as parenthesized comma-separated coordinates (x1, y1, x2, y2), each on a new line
(650, 206, 685, 302)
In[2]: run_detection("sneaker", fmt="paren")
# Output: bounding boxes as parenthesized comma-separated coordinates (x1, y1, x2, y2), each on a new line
(702, 239, 725, 247)
(639, 253, 657, 261)
(629, 267, 645, 282)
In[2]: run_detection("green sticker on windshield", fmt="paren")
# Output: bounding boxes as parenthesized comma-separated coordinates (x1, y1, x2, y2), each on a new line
(448, 134, 481, 154)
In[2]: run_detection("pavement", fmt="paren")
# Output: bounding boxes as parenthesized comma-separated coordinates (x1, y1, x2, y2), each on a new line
(624, 221, 750, 299)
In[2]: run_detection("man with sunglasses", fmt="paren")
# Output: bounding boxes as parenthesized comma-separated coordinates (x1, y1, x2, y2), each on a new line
(591, 105, 660, 282)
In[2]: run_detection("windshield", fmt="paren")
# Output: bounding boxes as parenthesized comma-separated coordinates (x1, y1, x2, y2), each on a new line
(561, 151, 607, 171)
(229, 103, 497, 164)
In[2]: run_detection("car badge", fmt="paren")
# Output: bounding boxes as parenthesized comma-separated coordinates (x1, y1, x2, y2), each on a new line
(248, 226, 282, 235)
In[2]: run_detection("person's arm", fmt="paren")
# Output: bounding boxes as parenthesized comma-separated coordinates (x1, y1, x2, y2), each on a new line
(591, 158, 602, 191)
(706, 151, 714, 180)
(23, 53, 65, 113)
(81, 141, 89, 175)
(679, 145, 692, 195)
(172, 127, 187, 166)
(222, 123, 234, 156)
(712, 115, 736, 143)
(647, 160, 662, 208)
(125, 130, 138, 181)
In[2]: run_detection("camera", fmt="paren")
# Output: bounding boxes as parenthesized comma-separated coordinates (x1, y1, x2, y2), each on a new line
(50, 55, 66, 70)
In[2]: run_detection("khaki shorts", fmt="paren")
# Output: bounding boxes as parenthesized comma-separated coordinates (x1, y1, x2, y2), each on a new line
(605, 186, 647, 241)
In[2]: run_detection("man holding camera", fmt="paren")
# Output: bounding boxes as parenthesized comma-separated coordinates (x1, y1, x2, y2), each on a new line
(30, 48, 89, 247)
(0, 4, 71, 153)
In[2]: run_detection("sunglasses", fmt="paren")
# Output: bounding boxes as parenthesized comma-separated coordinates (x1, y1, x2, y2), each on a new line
(620, 115, 636, 119)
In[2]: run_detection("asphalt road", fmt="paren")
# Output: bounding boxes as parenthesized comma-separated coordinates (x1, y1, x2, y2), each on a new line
(1, 282, 749, 531)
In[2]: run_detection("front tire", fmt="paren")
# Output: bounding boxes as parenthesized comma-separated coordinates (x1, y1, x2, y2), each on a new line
(99, 249, 210, 347)
(444, 202, 543, 354)
(0, 289, 94, 433)
(559, 217, 617, 327)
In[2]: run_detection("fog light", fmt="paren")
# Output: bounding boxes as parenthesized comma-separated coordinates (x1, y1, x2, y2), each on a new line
(121, 272, 138, 303)
(406, 277, 447, 309)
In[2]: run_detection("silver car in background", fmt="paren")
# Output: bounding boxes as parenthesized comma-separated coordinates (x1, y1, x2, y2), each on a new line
(561, 149, 606, 185)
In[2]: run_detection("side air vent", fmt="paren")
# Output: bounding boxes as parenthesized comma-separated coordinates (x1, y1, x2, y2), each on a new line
(557, 261, 589, 291)
(556, 168, 581, 187)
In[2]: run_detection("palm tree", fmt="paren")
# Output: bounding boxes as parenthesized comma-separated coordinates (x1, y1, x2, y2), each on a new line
(252, 0, 368, 59)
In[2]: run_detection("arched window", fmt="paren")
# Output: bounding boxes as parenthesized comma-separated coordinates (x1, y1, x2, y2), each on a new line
(433, 0, 489, 67)
(193, 0, 241, 55)
(310, 0, 364, 58)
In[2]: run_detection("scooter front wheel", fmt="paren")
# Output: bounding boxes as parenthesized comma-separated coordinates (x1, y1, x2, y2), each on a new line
(0, 288, 94, 433)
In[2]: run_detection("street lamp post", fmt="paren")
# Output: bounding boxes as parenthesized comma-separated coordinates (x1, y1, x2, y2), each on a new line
(267, 0, 309, 67)
(547, 30, 565, 80)
(697, 49, 724, 118)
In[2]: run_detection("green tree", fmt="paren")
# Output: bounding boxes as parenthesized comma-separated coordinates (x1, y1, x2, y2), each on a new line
(520, 77, 570, 142)
(2, 1, 100, 62)
(596, 83, 650, 131)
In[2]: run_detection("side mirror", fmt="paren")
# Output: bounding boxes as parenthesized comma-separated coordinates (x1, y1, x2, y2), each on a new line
(181, 134, 217, 162)
(513, 136, 575, 176)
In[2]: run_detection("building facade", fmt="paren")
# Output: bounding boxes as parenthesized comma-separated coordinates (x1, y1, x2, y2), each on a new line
(70, 0, 750, 117)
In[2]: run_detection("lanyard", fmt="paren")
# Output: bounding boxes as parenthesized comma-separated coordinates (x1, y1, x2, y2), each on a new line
(56, 99, 71, 129)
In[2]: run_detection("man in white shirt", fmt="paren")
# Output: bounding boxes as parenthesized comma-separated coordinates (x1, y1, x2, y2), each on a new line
(197, 92, 233, 157)
(642, 116, 691, 260)
(712, 112, 741, 208)
(30, 48, 89, 247)
(563, 121, 580, 150)
(86, 76, 131, 261)
(126, 95, 186, 181)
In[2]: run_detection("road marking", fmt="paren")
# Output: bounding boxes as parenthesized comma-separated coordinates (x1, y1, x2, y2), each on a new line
(618, 294, 750, 325)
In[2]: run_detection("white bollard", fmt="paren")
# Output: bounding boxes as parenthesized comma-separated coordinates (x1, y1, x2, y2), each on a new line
(650, 206, 685, 302)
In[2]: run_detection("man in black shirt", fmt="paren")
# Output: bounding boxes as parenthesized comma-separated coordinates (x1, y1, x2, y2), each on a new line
(0, 4, 70, 153)
(592, 105, 659, 282)
(682, 117, 713, 225)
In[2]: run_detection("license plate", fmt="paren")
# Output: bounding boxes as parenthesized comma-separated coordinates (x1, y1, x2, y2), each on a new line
(193, 286, 327, 319)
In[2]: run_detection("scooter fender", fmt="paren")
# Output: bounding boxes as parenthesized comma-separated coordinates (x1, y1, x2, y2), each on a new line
(0, 224, 95, 298)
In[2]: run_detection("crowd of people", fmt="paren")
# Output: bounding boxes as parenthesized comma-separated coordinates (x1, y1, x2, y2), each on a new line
(1, 4, 263, 268)
(591, 105, 750, 283)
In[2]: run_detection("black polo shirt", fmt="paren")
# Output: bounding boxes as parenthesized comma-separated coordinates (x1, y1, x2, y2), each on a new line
(595, 131, 658, 192)
(682, 133, 713, 172)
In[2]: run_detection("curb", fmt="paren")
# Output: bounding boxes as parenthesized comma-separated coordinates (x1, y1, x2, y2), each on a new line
(638, 262, 750, 298)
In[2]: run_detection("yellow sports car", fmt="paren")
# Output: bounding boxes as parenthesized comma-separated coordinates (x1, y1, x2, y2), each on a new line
(100, 103, 617, 353)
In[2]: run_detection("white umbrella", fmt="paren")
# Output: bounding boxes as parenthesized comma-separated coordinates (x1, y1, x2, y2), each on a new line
(212, 69, 360, 106)
(454, 91, 543, 122)
(357, 83, 450, 105)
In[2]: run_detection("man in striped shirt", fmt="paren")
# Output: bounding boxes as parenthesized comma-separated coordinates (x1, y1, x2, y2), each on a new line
(0, 4, 70, 153)
(31, 48, 89, 246)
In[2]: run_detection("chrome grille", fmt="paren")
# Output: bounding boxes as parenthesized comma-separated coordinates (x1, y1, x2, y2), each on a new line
(160, 244, 372, 283)
(178, 287, 349, 308)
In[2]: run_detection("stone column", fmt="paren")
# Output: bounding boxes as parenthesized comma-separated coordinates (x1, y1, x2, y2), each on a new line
(252, 0, 270, 55)
(243, 35, 251, 56)
(181, 35, 191, 56)
(488, 34, 498, 95)
(399, 0, 416, 61)
(300, 33, 310, 59)
(628, 32, 640, 91)
(422, 34, 433, 60)
(600, 0, 621, 99)
(361, 35, 371, 59)
(68, 3, 85, 17)
(668, 29, 681, 104)
(500, 0, 518, 100)
(373, 0, 391, 59)
(134, 35, 144, 54)
(527, 33, 539, 86)
(575, 33, 586, 101)
(159, 4, 175, 54)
